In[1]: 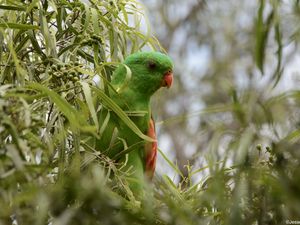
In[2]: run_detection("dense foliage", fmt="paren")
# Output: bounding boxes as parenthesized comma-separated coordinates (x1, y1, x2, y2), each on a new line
(0, 0, 300, 224)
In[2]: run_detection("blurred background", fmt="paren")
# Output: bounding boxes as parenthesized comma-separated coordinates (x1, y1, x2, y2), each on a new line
(140, 0, 300, 182)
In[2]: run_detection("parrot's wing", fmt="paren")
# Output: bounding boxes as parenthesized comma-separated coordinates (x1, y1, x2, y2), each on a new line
(145, 116, 157, 180)
(96, 108, 123, 156)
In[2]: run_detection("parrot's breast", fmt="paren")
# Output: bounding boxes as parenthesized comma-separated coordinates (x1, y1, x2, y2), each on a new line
(145, 118, 157, 179)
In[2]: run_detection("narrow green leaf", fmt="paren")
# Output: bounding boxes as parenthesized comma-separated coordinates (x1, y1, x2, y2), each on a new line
(91, 86, 155, 142)
(93, 42, 100, 65)
(255, 0, 264, 73)
(116, 64, 132, 93)
(110, 17, 118, 60)
(272, 22, 284, 87)
(0, 23, 39, 30)
(0, 5, 25, 11)
(78, 50, 94, 63)
(83, 4, 91, 32)
(81, 81, 99, 130)
(162, 175, 178, 190)
(158, 148, 184, 178)
(124, 111, 147, 117)
(255, 0, 274, 74)
(99, 110, 111, 136)
(15, 35, 30, 53)
(120, 5, 129, 24)
(58, 43, 79, 57)
(112, 141, 145, 160)
(56, 7, 64, 33)
(6, 40, 26, 84)
(39, 7, 57, 57)
(27, 30, 46, 57)
(91, 8, 101, 35)
(27, 83, 84, 129)
(161, 175, 185, 201)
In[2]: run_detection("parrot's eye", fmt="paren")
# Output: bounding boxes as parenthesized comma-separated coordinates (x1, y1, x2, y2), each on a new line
(148, 61, 157, 70)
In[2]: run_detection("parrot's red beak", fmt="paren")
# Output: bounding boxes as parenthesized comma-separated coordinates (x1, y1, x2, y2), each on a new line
(162, 70, 173, 88)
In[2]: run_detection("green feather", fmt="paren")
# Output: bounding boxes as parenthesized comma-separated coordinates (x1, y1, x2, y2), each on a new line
(97, 51, 173, 198)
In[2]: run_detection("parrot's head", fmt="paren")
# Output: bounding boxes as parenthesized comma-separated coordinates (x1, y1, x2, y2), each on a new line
(112, 51, 174, 96)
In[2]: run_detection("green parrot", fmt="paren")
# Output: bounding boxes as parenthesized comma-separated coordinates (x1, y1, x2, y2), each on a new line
(97, 51, 173, 198)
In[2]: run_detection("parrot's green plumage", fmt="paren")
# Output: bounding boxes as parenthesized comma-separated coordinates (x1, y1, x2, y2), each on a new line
(97, 51, 173, 198)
